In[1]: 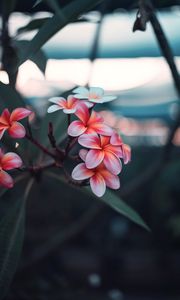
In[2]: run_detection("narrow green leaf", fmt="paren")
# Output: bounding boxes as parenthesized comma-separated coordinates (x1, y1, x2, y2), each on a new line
(0, 177, 31, 300)
(46, 172, 150, 231)
(17, 0, 103, 67)
(15, 40, 47, 74)
(98, 189, 150, 231)
(33, 0, 43, 8)
(2, 0, 17, 19)
(16, 17, 50, 35)
(0, 82, 25, 110)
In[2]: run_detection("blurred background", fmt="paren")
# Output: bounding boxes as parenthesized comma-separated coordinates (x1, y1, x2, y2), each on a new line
(1, 0, 180, 299)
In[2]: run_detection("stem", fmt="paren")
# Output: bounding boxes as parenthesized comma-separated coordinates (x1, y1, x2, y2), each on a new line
(25, 133, 56, 159)
(48, 122, 65, 159)
(140, 0, 180, 97)
(67, 114, 71, 126)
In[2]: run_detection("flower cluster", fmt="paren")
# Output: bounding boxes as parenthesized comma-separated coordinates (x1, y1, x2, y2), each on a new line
(48, 86, 131, 197)
(0, 107, 31, 188)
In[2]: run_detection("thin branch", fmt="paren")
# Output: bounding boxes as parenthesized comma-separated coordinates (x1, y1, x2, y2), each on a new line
(25, 133, 56, 159)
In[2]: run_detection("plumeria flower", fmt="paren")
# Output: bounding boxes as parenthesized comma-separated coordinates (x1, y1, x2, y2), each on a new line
(73, 86, 116, 104)
(0, 108, 32, 139)
(68, 103, 113, 137)
(121, 143, 131, 164)
(78, 132, 123, 175)
(47, 95, 79, 114)
(0, 149, 22, 188)
(72, 149, 120, 197)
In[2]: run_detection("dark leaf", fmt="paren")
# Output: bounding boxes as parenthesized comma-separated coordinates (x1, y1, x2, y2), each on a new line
(16, 17, 50, 35)
(0, 177, 31, 300)
(16, 0, 103, 68)
(46, 172, 150, 231)
(0, 82, 25, 110)
(15, 40, 47, 74)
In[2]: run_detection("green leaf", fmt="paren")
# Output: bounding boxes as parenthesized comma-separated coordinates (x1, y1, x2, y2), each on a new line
(33, 0, 43, 8)
(0, 82, 25, 110)
(98, 189, 150, 231)
(2, 0, 17, 19)
(0, 176, 31, 300)
(17, 0, 103, 68)
(16, 17, 50, 35)
(46, 172, 150, 231)
(15, 40, 47, 74)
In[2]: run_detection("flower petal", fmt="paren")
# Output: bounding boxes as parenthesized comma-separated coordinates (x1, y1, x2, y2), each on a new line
(91, 123, 113, 136)
(63, 108, 76, 114)
(100, 135, 110, 147)
(105, 145, 123, 157)
(68, 120, 86, 137)
(47, 104, 62, 113)
(85, 149, 104, 169)
(48, 97, 66, 106)
(90, 173, 106, 197)
(81, 100, 94, 108)
(122, 144, 131, 164)
(88, 110, 103, 124)
(103, 152, 122, 175)
(100, 168, 120, 189)
(72, 163, 94, 180)
(0, 170, 14, 188)
(101, 95, 117, 103)
(78, 134, 101, 149)
(79, 149, 88, 161)
(10, 108, 32, 122)
(73, 87, 89, 98)
(1, 152, 22, 170)
(67, 95, 78, 107)
(110, 131, 123, 146)
(75, 103, 89, 124)
(89, 87, 104, 97)
(8, 122, 26, 138)
(0, 128, 7, 140)
(0, 108, 10, 125)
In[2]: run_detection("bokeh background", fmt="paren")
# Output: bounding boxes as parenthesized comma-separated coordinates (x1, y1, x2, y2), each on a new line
(1, 0, 180, 299)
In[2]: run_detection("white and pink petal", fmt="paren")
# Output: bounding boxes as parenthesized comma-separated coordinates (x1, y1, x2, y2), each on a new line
(103, 152, 122, 175)
(1, 152, 22, 170)
(85, 149, 104, 169)
(90, 173, 106, 197)
(10, 108, 32, 122)
(78, 134, 101, 149)
(0, 170, 14, 188)
(8, 122, 26, 138)
(68, 120, 86, 137)
(72, 163, 94, 180)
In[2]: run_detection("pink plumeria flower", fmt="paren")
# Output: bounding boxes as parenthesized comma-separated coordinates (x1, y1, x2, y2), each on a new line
(122, 143, 131, 164)
(72, 149, 120, 197)
(0, 149, 22, 188)
(0, 108, 32, 139)
(68, 103, 113, 137)
(73, 86, 116, 104)
(47, 95, 79, 114)
(78, 132, 123, 175)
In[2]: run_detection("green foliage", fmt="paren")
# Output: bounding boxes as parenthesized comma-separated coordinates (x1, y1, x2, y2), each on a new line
(16, 0, 103, 68)
(0, 82, 25, 110)
(99, 189, 150, 231)
(16, 17, 50, 35)
(47, 172, 149, 230)
(0, 176, 32, 300)
(15, 40, 47, 74)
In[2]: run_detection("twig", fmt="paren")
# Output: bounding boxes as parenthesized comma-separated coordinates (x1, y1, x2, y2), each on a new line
(25, 133, 56, 159)
(48, 122, 65, 159)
